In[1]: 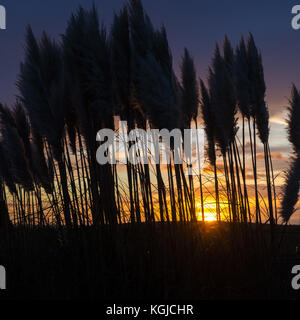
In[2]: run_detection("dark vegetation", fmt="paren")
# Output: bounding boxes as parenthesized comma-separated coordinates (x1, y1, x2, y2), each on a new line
(0, 223, 299, 300)
(0, 0, 299, 300)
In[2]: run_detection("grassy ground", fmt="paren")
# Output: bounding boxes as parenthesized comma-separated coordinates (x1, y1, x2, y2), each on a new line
(0, 222, 299, 300)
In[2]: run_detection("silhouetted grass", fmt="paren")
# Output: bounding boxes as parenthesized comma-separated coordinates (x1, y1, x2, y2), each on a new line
(0, 0, 298, 302)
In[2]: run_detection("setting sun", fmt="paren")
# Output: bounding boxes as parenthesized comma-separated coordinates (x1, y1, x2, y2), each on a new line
(195, 202, 230, 222)
(196, 203, 217, 222)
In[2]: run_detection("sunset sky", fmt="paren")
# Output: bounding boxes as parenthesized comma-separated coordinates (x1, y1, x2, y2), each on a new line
(1, 0, 300, 222)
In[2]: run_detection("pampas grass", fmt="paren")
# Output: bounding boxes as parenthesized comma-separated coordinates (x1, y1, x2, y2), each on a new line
(281, 156, 300, 223)
(0, 1, 296, 300)
(0, 1, 283, 229)
(280, 85, 300, 223)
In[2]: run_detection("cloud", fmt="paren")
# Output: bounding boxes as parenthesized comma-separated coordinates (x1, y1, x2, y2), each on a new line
(256, 151, 288, 160)
(271, 152, 287, 160)
(269, 116, 287, 126)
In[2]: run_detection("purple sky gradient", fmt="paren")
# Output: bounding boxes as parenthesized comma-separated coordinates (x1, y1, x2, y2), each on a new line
(0, 0, 300, 117)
